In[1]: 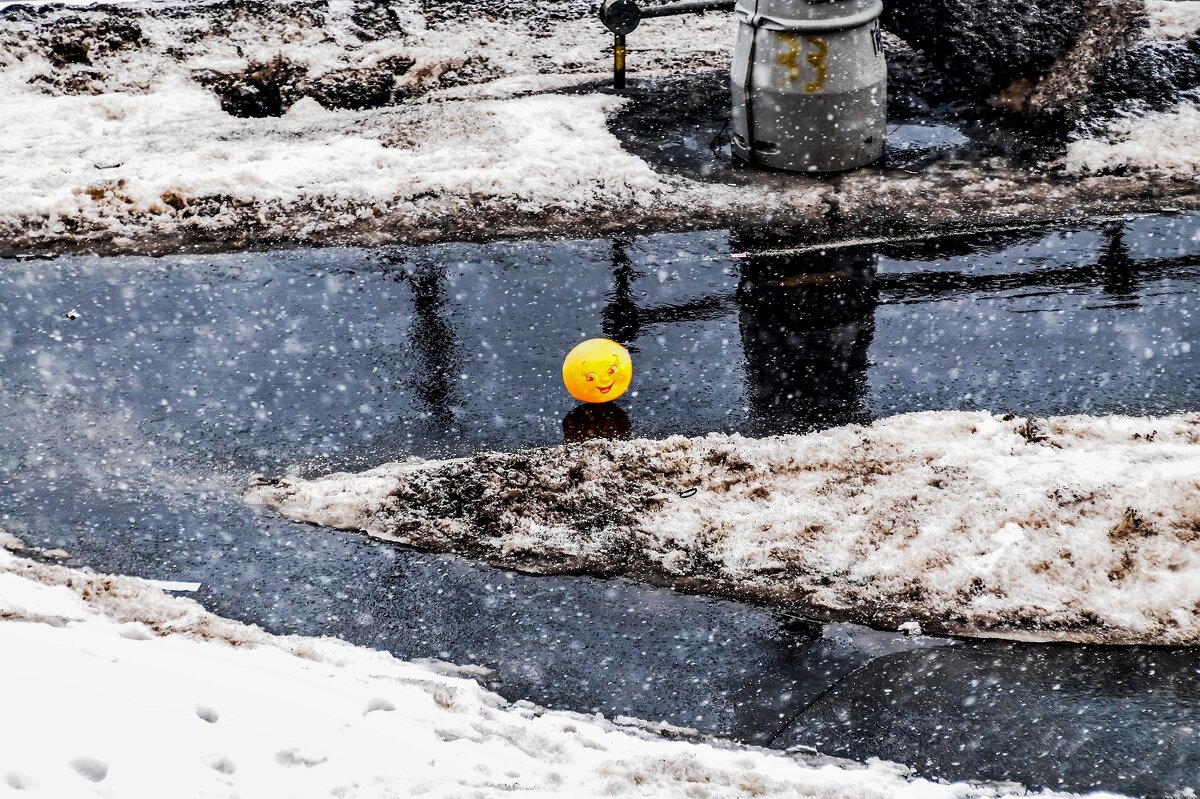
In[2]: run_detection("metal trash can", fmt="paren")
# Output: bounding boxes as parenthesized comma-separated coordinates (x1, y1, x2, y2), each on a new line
(730, 0, 886, 172)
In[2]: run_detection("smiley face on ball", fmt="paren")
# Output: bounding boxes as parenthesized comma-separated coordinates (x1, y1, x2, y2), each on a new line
(562, 338, 632, 404)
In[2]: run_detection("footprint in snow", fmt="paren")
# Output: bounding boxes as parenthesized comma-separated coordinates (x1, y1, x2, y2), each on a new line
(204, 755, 237, 775)
(363, 697, 395, 715)
(69, 757, 108, 783)
(5, 772, 34, 790)
(275, 748, 328, 768)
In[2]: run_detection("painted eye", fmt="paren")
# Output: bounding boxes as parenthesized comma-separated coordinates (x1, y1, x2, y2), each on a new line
(607, 366, 617, 376)
(586, 373, 595, 383)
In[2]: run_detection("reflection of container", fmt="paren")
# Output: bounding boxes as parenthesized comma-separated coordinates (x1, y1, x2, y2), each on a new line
(733, 229, 878, 435)
(730, 0, 886, 172)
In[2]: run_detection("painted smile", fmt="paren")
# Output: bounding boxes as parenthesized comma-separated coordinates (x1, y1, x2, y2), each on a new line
(596, 383, 616, 394)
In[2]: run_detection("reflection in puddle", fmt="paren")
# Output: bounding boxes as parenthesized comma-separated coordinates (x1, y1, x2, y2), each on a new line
(734, 231, 877, 436)
(562, 403, 632, 442)
(400, 259, 460, 434)
(587, 214, 1198, 439)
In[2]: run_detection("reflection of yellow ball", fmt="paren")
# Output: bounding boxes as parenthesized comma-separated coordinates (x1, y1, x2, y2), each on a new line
(562, 338, 632, 404)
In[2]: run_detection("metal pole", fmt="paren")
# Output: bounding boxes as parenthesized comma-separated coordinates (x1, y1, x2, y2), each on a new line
(600, 0, 734, 88)
(637, 0, 734, 18)
(614, 34, 626, 89)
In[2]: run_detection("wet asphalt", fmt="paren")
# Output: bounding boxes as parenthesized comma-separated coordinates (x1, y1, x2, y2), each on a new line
(1, 212, 1199, 795)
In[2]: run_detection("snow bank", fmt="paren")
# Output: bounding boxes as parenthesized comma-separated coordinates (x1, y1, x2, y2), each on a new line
(0, 540, 1114, 798)
(0, 84, 669, 237)
(0, 0, 766, 250)
(0, 0, 142, 7)
(1058, 1, 1200, 178)
(2, 0, 1198, 253)
(247, 411, 1200, 645)
(1063, 101, 1200, 178)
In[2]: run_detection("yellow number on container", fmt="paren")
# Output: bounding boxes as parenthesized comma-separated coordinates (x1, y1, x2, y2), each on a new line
(804, 35, 827, 93)
(776, 33, 802, 83)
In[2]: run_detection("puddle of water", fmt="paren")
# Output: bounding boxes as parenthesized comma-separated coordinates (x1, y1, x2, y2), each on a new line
(774, 641, 1200, 796)
(1, 211, 1198, 795)
(887, 122, 971, 151)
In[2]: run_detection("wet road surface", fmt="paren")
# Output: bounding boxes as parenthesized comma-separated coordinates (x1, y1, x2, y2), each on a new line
(1, 212, 1198, 795)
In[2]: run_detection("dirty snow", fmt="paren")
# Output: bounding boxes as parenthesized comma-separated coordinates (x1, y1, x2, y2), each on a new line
(0, 540, 1119, 799)
(0, 0, 767, 251)
(0, 0, 142, 6)
(246, 411, 1200, 645)
(2, 0, 1199, 252)
(1056, 0, 1200, 176)
(1, 84, 669, 236)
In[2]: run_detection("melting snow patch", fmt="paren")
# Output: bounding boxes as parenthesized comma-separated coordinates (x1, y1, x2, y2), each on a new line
(3, 0, 1194, 252)
(1064, 102, 1200, 178)
(1143, 0, 1200, 40)
(247, 411, 1200, 644)
(0, 542, 1121, 798)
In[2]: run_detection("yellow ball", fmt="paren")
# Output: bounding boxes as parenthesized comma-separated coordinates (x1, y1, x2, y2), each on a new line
(562, 338, 632, 404)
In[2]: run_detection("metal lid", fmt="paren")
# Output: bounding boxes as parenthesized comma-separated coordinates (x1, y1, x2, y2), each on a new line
(734, 0, 882, 32)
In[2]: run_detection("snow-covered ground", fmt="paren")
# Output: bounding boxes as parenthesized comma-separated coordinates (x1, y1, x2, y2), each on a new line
(0, 534, 1121, 799)
(1, 0, 1199, 253)
(246, 411, 1200, 646)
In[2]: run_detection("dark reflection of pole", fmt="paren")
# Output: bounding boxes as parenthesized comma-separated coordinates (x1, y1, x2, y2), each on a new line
(603, 237, 640, 344)
(877, 228, 1033, 262)
(735, 230, 878, 436)
(877, 247, 1197, 304)
(403, 261, 458, 432)
(1097, 220, 1137, 301)
(602, 236, 736, 337)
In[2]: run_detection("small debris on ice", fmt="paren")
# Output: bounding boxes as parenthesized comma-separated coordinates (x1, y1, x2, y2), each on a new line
(142, 579, 202, 592)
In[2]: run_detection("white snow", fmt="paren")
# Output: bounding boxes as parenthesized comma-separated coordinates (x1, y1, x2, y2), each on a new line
(0, 540, 1120, 798)
(0, 571, 91, 622)
(1063, 102, 1200, 177)
(1143, 0, 1200, 41)
(0, 0, 145, 7)
(143, 579, 202, 591)
(246, 411, 1200, 645)
(0, 84, 668, 236)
